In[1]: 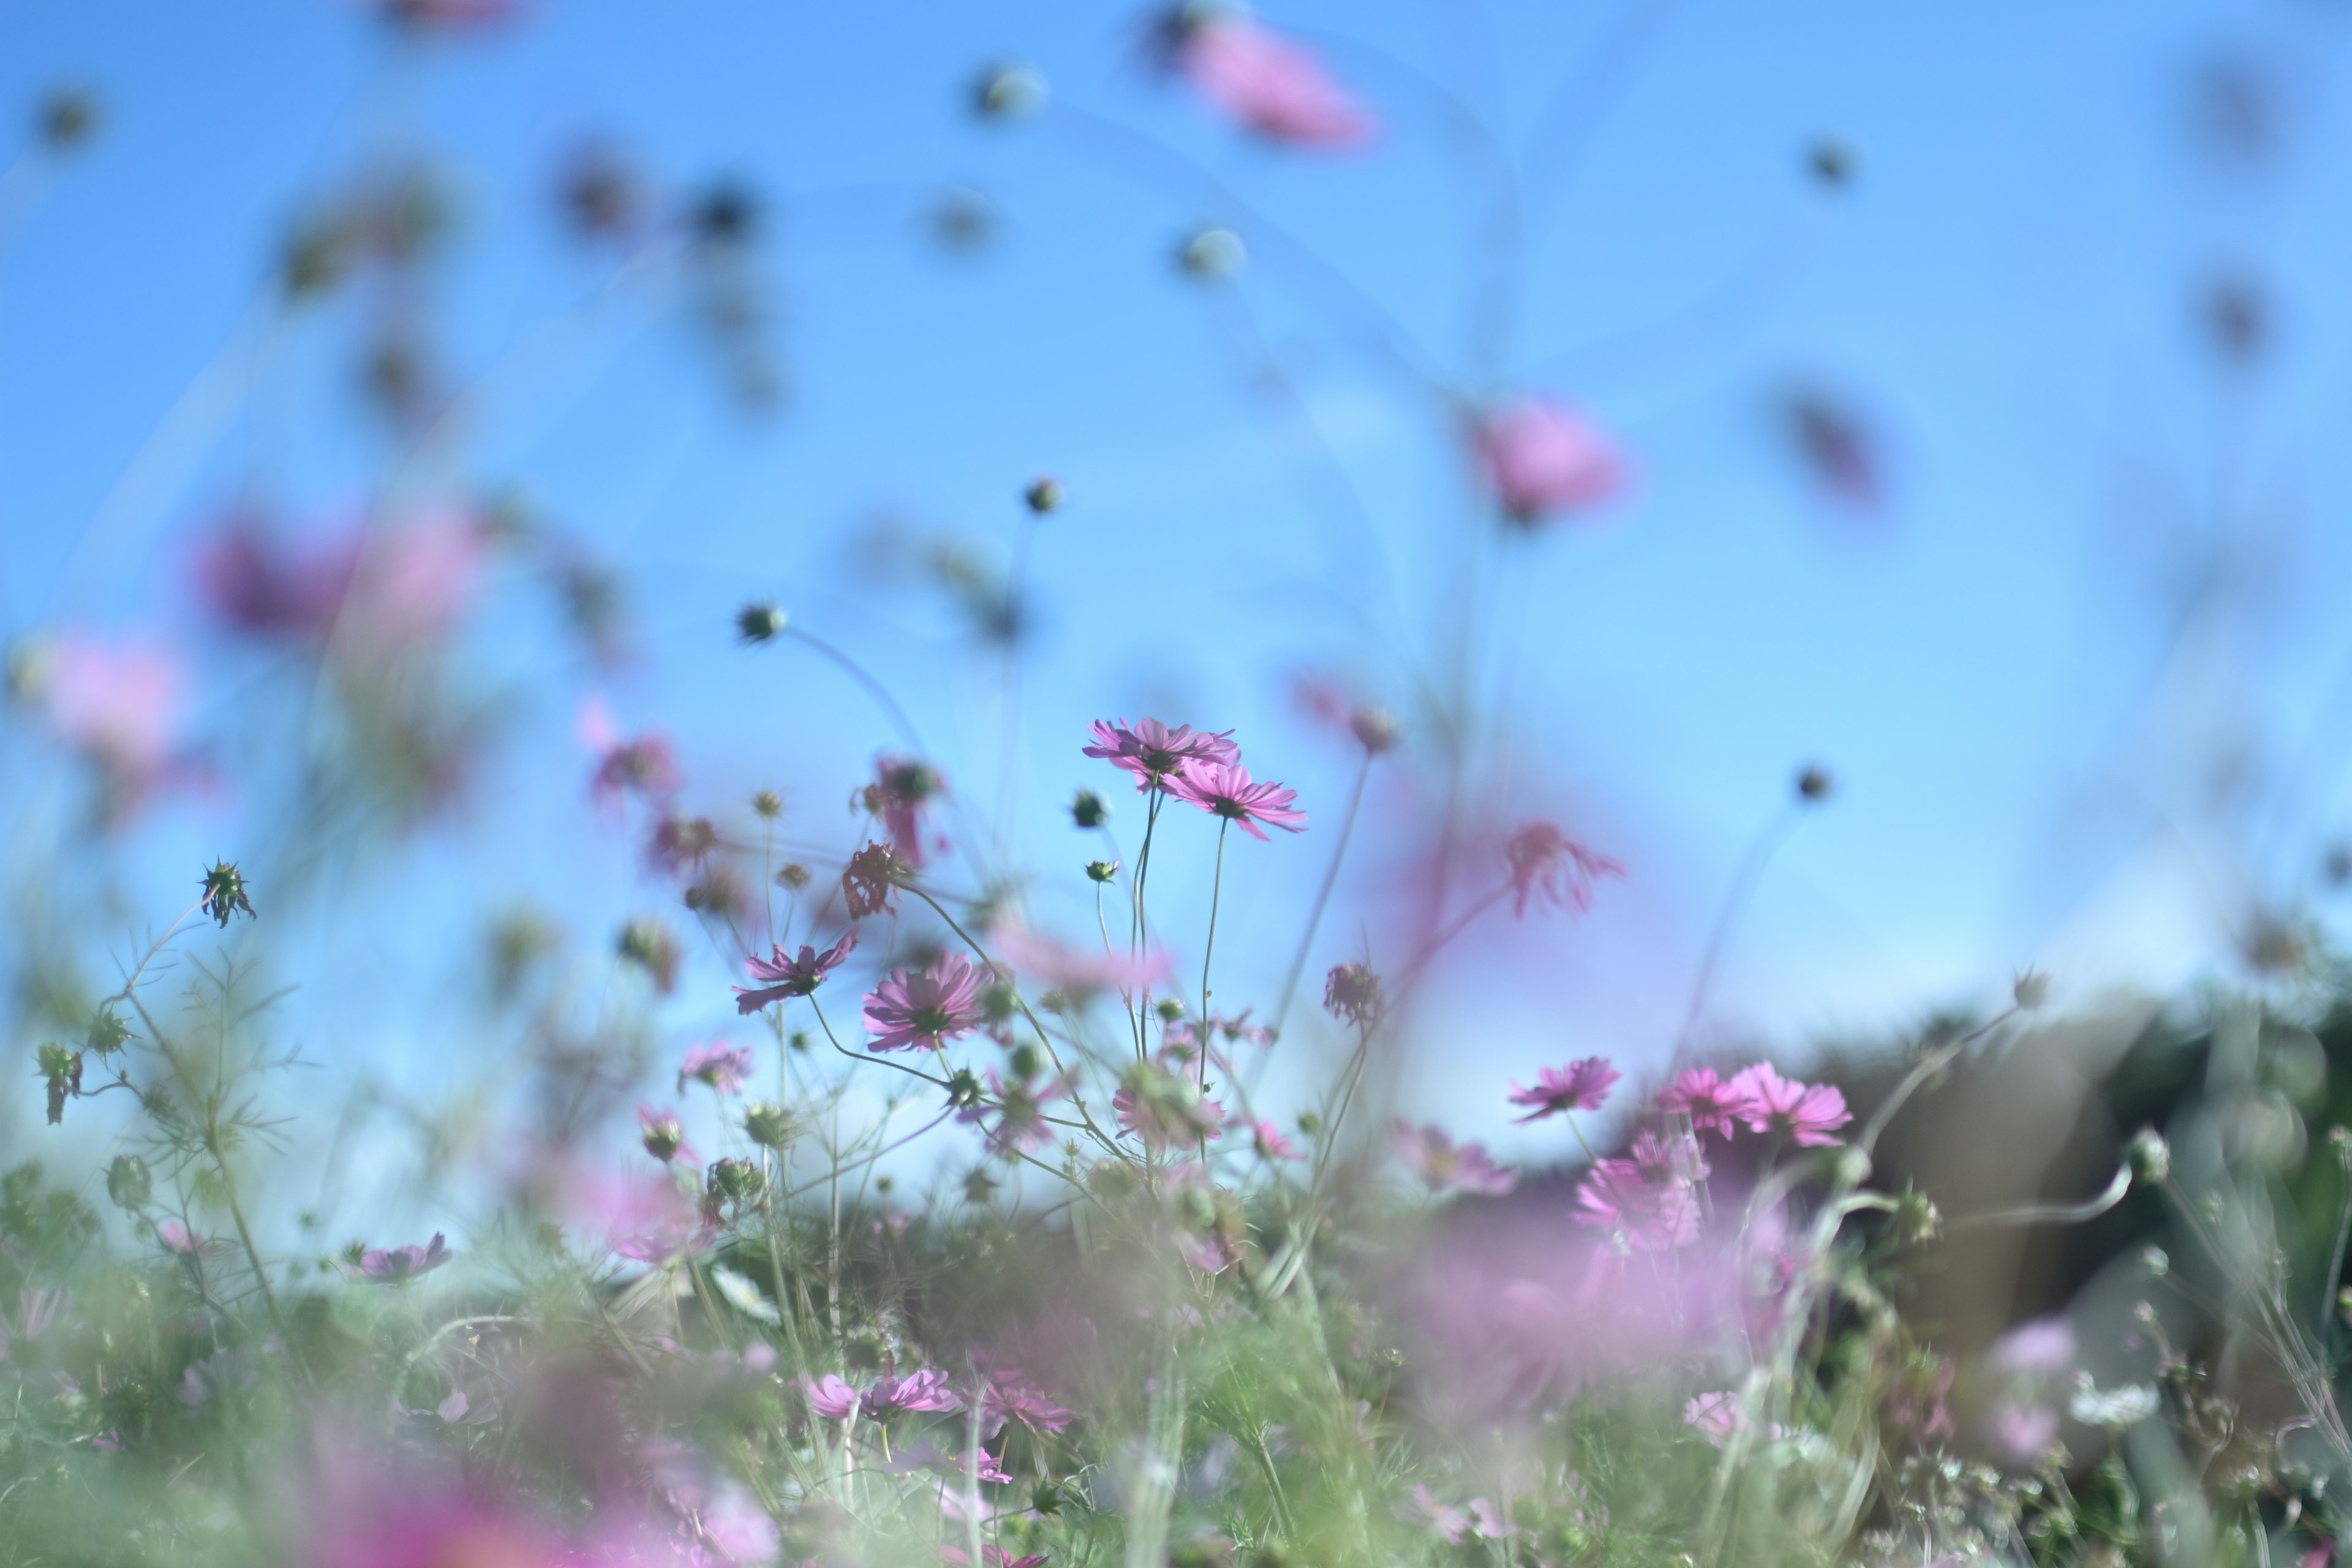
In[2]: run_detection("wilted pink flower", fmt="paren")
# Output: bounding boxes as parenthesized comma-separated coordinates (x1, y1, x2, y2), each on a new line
(581, 698, 681, 809)
(1114, 1066, 1226, 1154)
(1505, 821, 1624, 918)
(678, 1042, 755, 1095)
(1322, 961, 1383, 1025)
(1251, 1119, 1302, 1161)
(736, 928, 859, 1012)
(962, 1067, 1072, 1157)
(861, 1368, 961, 1417)
(1177, 14, 1373, 148)
(1657, 1067, 1747, 1138)
(862, 952, 988, 1052)
(1474, 399, 1626, 524)
(1726, 1062, 1851, 1145)
(861, 755, 947, 869)
(1684, 1390, 1747, 1444)
(804, 1374, 858, 1420)
(1508, 1057, 1619, 1121)
(1167, 758, 1306, 840)
(990, 920, 1173, 993)
(1391, 1121, 1516, 1196)
(842, 842, 909, 918)
(353, 1234, 451, 1281)
(1083, 717, 1238, 791)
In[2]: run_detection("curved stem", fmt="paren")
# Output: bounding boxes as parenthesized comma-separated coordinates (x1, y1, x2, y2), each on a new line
(1273, 753, 1372, 1032)
(1946, 1165, 2133, 1232)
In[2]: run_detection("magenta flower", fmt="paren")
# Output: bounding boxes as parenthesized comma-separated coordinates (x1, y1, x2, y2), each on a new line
(804, 1374, 858, 1421)
(1505, 821, 1624, 918)
(678, 1042, 755, 1095)
(1114, 1063, 1226, 1153)
(861, 1368, 961, 1418)
(860, 755, 947, 869)
(1390, 1121, 1517, 1196)
(1683, 1390, 1747, 1445)
(353, 1234, 451, 1281)
(735, 928, 858, 1012)
(841, 842, 909, 919)
(1322, 961, 1383, 1026)
(637, 1106, 699, 1166)
(1178, 14, 1373, 148)
(990, 919, 1173, 993)
(961, 1067, 1072, 1157)
(1574, 1143, 1701, 1251)
(1508, 1057, 1620, 1121)
(580, 698, 681, 809)
(34, 635, 184, 807)
(194, 519, 360, 638)
(1727, 1062, 1852, 1146)
(1988, 1316, 2077, 1376)
(1251, 1119, 1302, 1162)
(973, 1358, 1074, 1436)
(157, 1220, 224, 1258)
(862, 952, 988, 1052)
(1657, 1067, 1747, 1139)
(1167, 758, 1306, 840)
(1474, 399, 1627, 524)
(1083, 717, 1238, 792)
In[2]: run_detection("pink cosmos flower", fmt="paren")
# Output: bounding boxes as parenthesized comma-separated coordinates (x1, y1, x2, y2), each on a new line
(1505, 821, 1625, 918)
(1508, 1057, 1619, 1121)
(195, 519, 360, 637)
(1082, 717, 1238, 791)
(1114, 1066, 1226, 1153)
(1178, 14, 1373, 148)
(580, 698, 681, 809)
(1390, 1121, 1517, 1196)
(861, 755, 947, 869)
(804, 1374, 858, 1421)
(1657, 1067, 1747, 1138)
(353, 1234, 451, 1281)
(735, 928, 859, 1012)
(1683, 1390, 1748, 1444)
(1575, 1130, 1704, 1250)
(1167, 758, 1306, 840)
(990, 919, 1174, 993)
(637, 1106, 699, 1166)
(1989, 1400, 2060, 1465)
(862, 952, 989, 1052)
(1251, 1118, 1302, 1161)
(1322, 961, 1383, 1025)
(861, 1368, 961, 1418)
(973, 1357, 1075, 1436)
(157, 1220, 225, 1258)
(1474, 399, 1627, 524)
(678, 1042, 755, 1095)
(960, 1067, 1072, 1157)
(841, 842, 908, 919)
(36, 635, 184, 807)
(1726, 1062, 1852, 1145)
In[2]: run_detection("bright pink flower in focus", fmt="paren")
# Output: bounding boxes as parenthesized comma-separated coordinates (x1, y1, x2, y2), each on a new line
(1507, 1057, 1619, 1121)
(678, 1042, 755, 1095)
(1474, 399, 1627, 525)
(1727, 1062, 1852, 1146)
(1178, 14, 1373, 148)
(1083, 717, 1238, 791)
(1657, 1067, 1747, 1138)
(353, 1234, 451, 1281)
(1390, 1121, 1516, 1196)
(1167, 758, 1306, 840)
(862, 952, 988, 1053)
(1505, 821, 1624, 918)
(735, 928, 859, 1013)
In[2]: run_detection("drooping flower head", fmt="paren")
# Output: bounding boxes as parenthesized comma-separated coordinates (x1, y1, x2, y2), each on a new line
(1322, 961, 1383, 1026)
(1390, 1121, 1517, 1196)
(1082, 717, 1238, 792)
(1172, 11, 1373, 148)
(860, 1368, 961, 1419)
(353, 1234, 451, 1282)
(677, 1042, 755, 1096)
(1505, 821, 1624, 918)
(862, 952, 989, 1053)
(1507, 1057, 1619, 1121)
(735, 928, 859, 1013)
(1168, 758, 1306, 840)
(841, 842, 910, 919)
(1114, 1061, 1226, 1153)
(581, 698, 680, 810)
(1727, 1062, 1852, 1146)
(1251, 1118, 1302, 1162)
(859, 755, 946, 869)
(637, 1106, 696, 1165)
(1657, 1067, 1747, 1139)
(1474, 399, 1627, 524)
(804, 1374, 857, 1421)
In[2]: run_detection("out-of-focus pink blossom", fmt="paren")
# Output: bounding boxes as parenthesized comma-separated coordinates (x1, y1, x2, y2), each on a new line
(842, 842, 909, 919)
(637, 1106, 699, 1166)
(194, 520, 358, 636)
(737, 928, 859, 1012)
(568, 1167, 709, 1263)
(1474, 399, 1626, 524)
(1683, 1390, 1747, 1444)
(1083, 717, 1237, 792)
(1574, 1131, 1702, 1251)
(1508, 1057, 1619, 1121)
(157, 1220, 224, 1258)
(1726, 1062, 1851, 1145)
(34, 635, 184, 804)
(990, 919, 1173, 993)
(677, 1042, 755, 1095)
(1114, 1066, 1226, 1153)
(377, 0, 520, 31)
(804, 1374, 858, 1420)
(861, 755, 948, 869)
(197, 513, 480, 652)
(1390, 1121, 1516, 1196)
(353, 1234, 451, 1281)
(1988, 1316, 2077, 1376)
(1989, 1400, 2060, 1465)
(1657, 1067, 1747, 1138)
(960, 1068, 1072, 1157)
(861, 1368, 962, 1417)
(1504, 821, 1624, 918)
(1167, 758, 1306, 840)
(580, 698, 681, 809)
(1178, 14, 1373, 148)
(1251, 1118, 1302, 1161)
(973, 1355, 1075, 1436)
(862, 952, 989, 1052)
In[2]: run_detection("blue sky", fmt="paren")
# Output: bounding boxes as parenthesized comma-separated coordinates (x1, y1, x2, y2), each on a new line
(7, 0, 2352, 1191)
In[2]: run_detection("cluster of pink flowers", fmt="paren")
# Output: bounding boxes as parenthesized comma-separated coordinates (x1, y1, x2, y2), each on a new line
(1082, 718, 1305, 839)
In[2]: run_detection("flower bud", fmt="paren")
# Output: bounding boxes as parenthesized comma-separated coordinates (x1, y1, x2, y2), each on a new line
(1070, 789, 1109, 829)
(2011, 968, 2051, 1012)
(641, 1112, 685, 1163)
(1893, 1189, 1940, 1245)
(1155, 998, 1185, 1023)
(38, 86, 101, 151)
(106, 1155, 151, 1212)
(777, 863, 812, 889)
(736, 601, 789, 643)
(1349, 706, 1401, 755)
(1795, 765, 1835, 804)
(963, 1167, 1001, 1204)
(2140, 1245, 2168, 1280)
(788, 1030, 811, 1054)
(1008, 1043, 1043, 1081)
(752, 790, 783, 820)
(1086, 859, 1120, 884)
(1024, 476, 1063, 514)
(974, 62, 1047, 121)
(1805, 137, 1854, 189)
(1180, 226, 1246, 281)
(2126, 1126, 2171, 1186)
(1296, 1111, 1322, 1136)
(743, 1102, 793, 1150)
(1831, 1147, 1872, 1188)
(981, 981, 1020, 1025)
(946, 1068, 984, 1109)
(707, 1156, 764, 1204)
